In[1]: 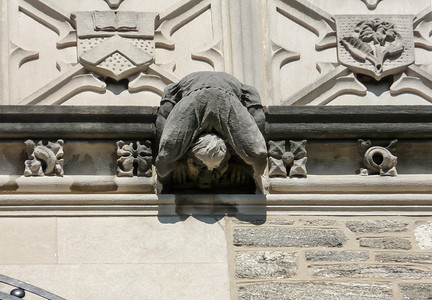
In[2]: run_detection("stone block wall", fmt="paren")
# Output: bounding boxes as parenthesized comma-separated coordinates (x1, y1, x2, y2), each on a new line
(228, 216, 432, 300)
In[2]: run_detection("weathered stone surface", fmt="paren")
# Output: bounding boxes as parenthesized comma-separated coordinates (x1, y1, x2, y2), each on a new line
(156, 72, 267, 193)
(399, 283, 432, 300)
(238, 281, 392, 300)
(376, 252, 432, 264)
(359, 237, 411, 249)
(415, 221, 432, 249)
(233, 217, 295, 225)
(233, 228, 348, 248)
(312, 264, 432, 279)
(306, 251, 369, 262)
(346, 220, 408, 233)
(235, 251, 297, 279)
(302, 219, 337, 226)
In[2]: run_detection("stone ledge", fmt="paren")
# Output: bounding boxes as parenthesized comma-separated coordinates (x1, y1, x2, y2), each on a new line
(0, 175, 155, 193)
(270, 174, 432, 194)
(266, 105, 432, 139)
(1, 193, 432, 216)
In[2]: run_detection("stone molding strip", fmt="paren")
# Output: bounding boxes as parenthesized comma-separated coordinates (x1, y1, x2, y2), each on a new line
(0, 193, 431, 216)
(269, 175, 432, 194)
(0, 106, 156, 139)
(266, 105, 432, 139)
(0, 175, 154, 194)
(2, 174, 431, 195)
(1, 105, 432, 139)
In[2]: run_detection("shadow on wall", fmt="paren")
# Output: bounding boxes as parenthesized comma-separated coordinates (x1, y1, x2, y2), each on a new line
(156, 194, 268, 225)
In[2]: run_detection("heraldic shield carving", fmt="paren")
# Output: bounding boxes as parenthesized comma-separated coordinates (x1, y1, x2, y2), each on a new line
(336, 15, 414, 80)
(75, 11, 157, 81)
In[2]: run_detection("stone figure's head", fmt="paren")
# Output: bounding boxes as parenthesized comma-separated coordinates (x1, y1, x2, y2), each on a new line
(186, 133, 230, 189)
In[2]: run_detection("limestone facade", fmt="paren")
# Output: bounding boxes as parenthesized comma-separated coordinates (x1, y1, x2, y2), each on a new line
(0, 0, 432, 299)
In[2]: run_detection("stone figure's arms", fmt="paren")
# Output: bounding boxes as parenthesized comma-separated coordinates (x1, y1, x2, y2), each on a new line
(156, 83, 178, 140)
(248, 106, 266, 135)
(241, 84, 265, 135)
(156, 101, 174, 140)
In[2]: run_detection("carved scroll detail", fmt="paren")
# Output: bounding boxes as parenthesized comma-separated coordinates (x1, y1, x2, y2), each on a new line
(268, 140, 307, 178)
(24, 140, 64, 177)
(116, 141, 152, 177)
(359, 139, 397, 176)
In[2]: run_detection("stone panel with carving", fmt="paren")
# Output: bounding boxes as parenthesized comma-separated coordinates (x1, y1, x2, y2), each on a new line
(336, 15, 414, 80)
(358, 139, 398, 176)
(116, 140, 152, 177)
(268, 140, 307, 178)
(3, 0, 227, 106)
(24, 139, 64, 177)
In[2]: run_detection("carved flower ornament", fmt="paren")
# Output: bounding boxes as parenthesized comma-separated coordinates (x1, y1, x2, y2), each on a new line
(356, 19, 398, 46)
(340, 18, 404, 76)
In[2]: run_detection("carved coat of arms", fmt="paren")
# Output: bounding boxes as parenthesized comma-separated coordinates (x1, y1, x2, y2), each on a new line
(336, 15, 414, 80)
(75, 11, 157, 81)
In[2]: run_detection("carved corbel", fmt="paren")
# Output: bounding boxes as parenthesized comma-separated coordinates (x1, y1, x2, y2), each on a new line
(116, 140, 152, 177)
(268, 140, 307, 178)
(24, 140, 64, 177)
(358, 139, 397, 176)
(155, 72, 267, 193)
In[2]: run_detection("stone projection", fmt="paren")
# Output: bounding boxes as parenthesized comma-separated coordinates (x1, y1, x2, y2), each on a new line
(155, 71, 267, 193)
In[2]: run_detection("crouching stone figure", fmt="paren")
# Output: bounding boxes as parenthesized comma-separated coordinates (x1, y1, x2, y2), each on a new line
(155, 71, 268, 193)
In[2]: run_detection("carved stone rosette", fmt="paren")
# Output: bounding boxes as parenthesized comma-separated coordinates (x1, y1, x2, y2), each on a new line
(268, 140, 307, 178)
(336, 15, 414, 80)
(358, 139, 398, 176)
(116, 140, 152, 177)
(24, 140, 64, 177)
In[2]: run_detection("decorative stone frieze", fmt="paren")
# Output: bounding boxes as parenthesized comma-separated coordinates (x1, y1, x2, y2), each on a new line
(268, 140, 307, 178)
(116, 140, 152, 177)
(336, 15, 414, 80)
(24, 140, 64, 177)
(155, 72, 267, 193)
(358, 139, 397, 176)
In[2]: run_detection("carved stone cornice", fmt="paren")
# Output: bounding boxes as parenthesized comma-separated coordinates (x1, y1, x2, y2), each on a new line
(1, 105, 432, 140)
(266, 105, 432, 140)
(0, 105, 156, 139)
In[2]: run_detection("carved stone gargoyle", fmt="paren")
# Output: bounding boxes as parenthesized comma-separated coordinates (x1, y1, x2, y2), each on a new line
(24, 139, 64, 177)
(358, 139, 398, 176)
(155, 72, 267, 193)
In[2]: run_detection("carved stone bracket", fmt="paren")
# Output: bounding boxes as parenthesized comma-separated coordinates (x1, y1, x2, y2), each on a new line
(358, 139, 397, 176)
(24, 139, 64, 177)
(116, 140, 152, 177)
(268, 140, 307, 178)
